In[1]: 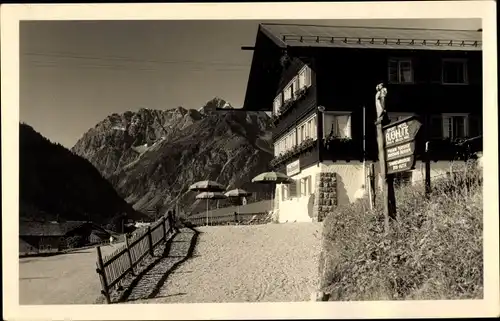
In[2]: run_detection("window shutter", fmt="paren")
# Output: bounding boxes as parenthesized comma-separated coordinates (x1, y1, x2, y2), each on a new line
(430, 115, 443, 139)
(281, 185, 286, 201)
(468, 115, 481, 138)
(305, 66, 312, 87)
(289, 180, 298, 198)
(388, 59, 398, 83)
(307, 176, 312, 195)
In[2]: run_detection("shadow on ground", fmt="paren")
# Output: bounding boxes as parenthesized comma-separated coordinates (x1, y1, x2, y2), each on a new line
(117, 227, 200, 303)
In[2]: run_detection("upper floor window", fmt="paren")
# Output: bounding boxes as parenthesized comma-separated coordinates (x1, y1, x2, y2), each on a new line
(273, 94, 282, 115)
(298, 65, 312, 90)
(388, 58, 413, 84)
(297, 114, 318, 145)
(324, 112, 352, 139)
(292, 77, 300, 96)
(283, 82, 293, 102)
(442, 59, 468, 84)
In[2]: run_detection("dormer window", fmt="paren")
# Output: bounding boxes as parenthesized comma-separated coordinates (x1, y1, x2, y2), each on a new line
(442, 59, 468, 84)
(388, 58, 413, 84)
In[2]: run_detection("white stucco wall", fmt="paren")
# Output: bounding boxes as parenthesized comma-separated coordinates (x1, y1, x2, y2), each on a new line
(321, 161, 367, 206)
(274, 161, 367, 223)
(273, 158, 480, 224)
(275, 164, 321, 223)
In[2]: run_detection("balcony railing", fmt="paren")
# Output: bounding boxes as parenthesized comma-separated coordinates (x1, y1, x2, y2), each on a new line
(271, 87, 310, 124)
(322, 137, 362, 160)
(270, 137, 316, 168)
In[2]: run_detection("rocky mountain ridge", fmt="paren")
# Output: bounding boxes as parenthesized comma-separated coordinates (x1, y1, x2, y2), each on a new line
(72, 98, 274, 216)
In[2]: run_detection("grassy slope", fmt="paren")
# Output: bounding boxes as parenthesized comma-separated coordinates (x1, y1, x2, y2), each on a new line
(320, 160, 483, 300)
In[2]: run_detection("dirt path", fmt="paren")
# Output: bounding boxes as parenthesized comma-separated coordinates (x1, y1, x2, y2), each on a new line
(19, 242, 123, 305)
(132, 223, 322, 303)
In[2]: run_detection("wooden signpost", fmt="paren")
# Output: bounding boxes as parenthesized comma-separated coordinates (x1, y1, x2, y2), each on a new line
(375, 83, 422, 233)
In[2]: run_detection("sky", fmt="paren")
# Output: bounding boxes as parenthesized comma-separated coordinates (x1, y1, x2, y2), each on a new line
(20, 19, 481, 148)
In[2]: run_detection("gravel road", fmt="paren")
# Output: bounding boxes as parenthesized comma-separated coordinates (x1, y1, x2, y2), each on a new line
(19, 223, 323, 305)
(140, 222, 323, 303)
(19, 243, 123, 305)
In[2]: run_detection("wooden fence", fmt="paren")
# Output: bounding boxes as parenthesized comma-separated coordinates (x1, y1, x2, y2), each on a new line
(95, 212, 175, 304)
(187, 212, 269, 227)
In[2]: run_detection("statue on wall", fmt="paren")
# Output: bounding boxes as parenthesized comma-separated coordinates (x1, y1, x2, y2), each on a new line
(375, 83, 388, 121)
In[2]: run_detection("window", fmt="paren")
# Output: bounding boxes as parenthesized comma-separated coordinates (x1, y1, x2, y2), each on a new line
(429, 114, 474, 140)
(298, 124, 306, 144)
(273, 94, 282, 115)
(281, 185, 287, 201)
(300, 176, 313, 196)
(443, 114, 468, 140)
(292, 77, 299, 97)
(442, 59, 468, 84)
(312, 117, 317, 139)
(388, 58, 413, 84)
(283, 83, 293, 102)
(298, 66, 312, 89)
(324, 112, 352, 139)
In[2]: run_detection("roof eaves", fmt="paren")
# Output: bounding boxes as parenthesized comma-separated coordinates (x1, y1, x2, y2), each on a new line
(260, 24, 287, 48)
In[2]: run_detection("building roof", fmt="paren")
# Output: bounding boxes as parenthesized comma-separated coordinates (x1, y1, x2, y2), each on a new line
(19, 220, 90, 237)
(242, 23, 482, 111)
(260, 23, 482, 51)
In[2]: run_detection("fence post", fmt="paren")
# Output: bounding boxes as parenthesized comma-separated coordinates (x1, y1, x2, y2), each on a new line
(162, 215, 167, 242)
(425, 141, 431, 198)
(96, 246, 111, 304)
(369, 163, 376, 210)
(147, 226, 153, 256)
(125, 234, 134, 275)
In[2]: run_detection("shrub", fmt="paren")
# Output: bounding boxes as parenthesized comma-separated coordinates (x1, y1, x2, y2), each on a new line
(66, 235, 86, 249)
(320, 160, 483, 300)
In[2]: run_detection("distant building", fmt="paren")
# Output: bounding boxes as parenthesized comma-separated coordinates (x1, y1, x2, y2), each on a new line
(19, 220, 111, 254)
(241, 23, 483, 223)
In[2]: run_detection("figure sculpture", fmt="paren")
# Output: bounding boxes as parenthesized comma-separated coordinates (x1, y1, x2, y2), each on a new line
(375, 83, 388, 121)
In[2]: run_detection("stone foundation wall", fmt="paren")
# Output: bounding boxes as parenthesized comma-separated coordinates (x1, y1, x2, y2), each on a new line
(312, 172, 338, 222)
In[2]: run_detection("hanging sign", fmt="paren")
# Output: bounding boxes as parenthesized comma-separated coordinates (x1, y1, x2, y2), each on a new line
(383, 116, 422, 174)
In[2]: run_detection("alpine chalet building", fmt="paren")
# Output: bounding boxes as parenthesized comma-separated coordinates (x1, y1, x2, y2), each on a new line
(241, 23, 483, 223)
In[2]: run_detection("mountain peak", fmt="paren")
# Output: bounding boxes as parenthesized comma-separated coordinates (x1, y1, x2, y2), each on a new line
(72, 103, 274, 216)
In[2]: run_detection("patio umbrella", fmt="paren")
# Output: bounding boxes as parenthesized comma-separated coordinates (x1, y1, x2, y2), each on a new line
(251, 172, 293, 213)
(196, 191, 227, 226)
(189, 180, 225, 192)
(224, 188, 252, 214)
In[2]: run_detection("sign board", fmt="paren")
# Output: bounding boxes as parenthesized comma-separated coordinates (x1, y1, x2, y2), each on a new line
(383, 116, 421, 175)
(286, 159, 301, 176)
(384, 117, 422, 148)
(386, 141, 416, 162)
(387, 155, 415, 174)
